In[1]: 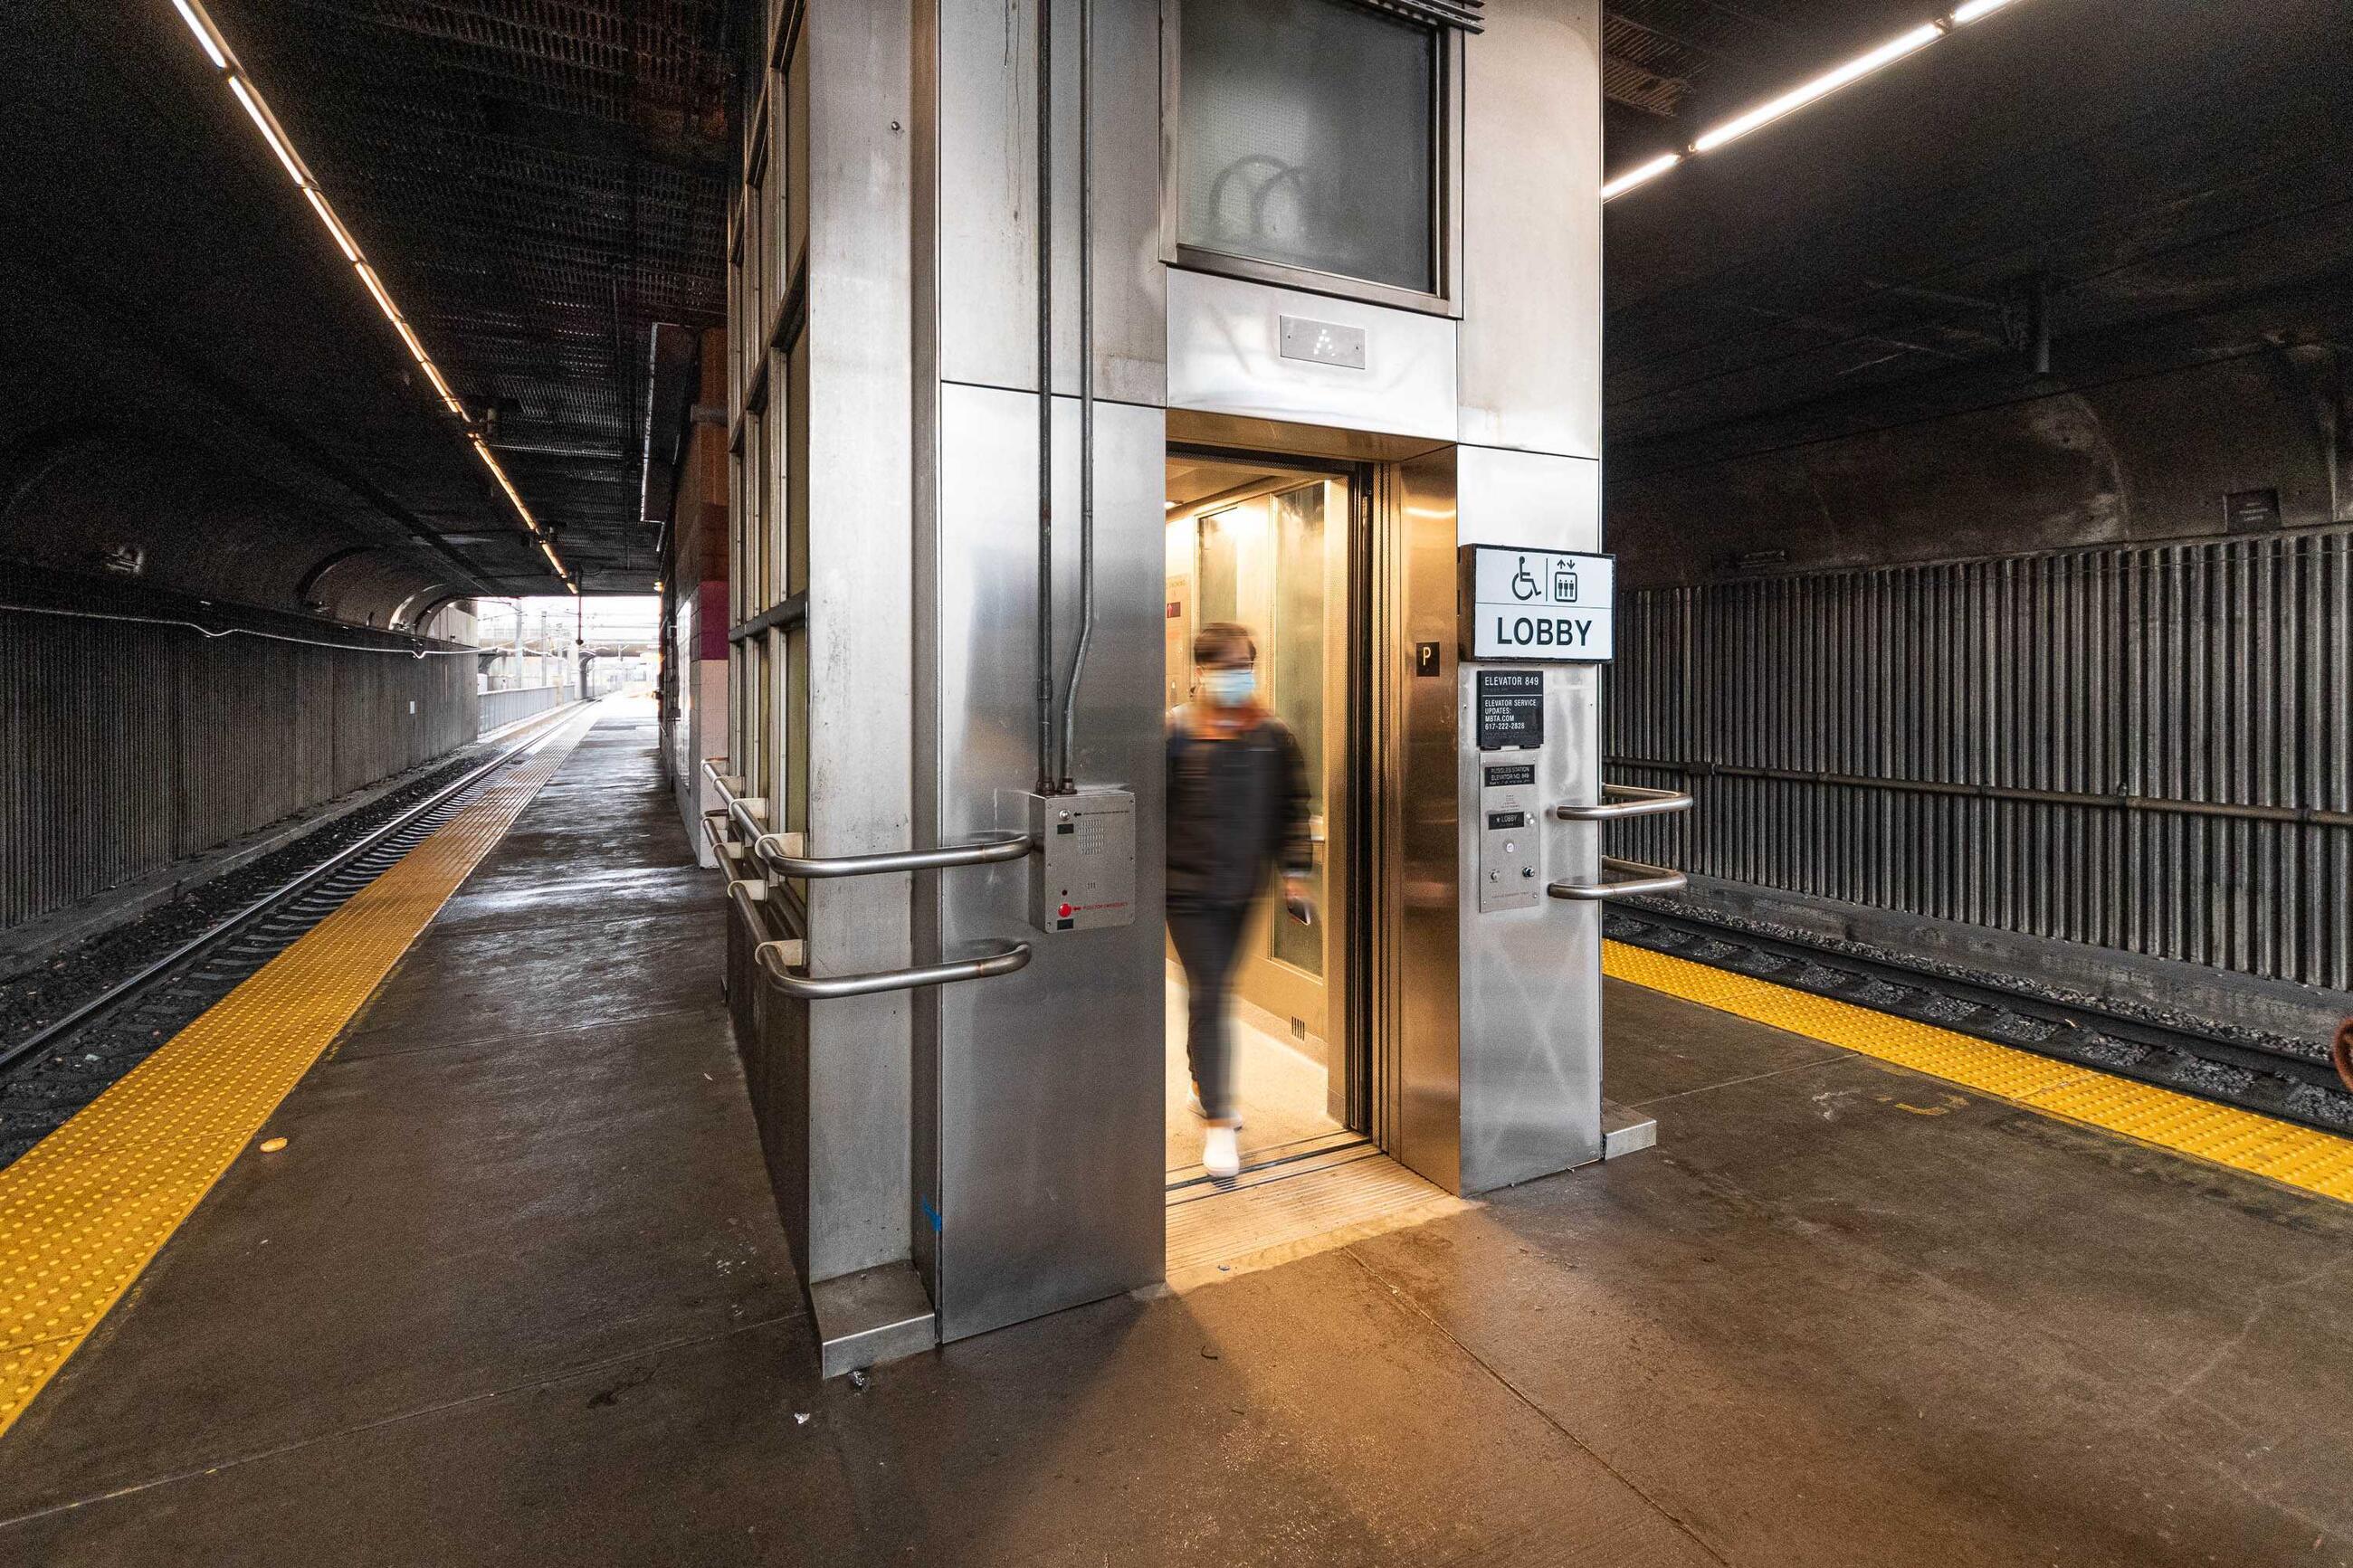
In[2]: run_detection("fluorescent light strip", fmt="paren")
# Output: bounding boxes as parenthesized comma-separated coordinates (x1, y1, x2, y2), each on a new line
(1599, 4, 2035, 202)
(227, 76, 306, 185)
(353, 262, 401, 324)
(301, 187, 358, 261)
(1602, 152, 1681, 202)
(417, 361, 464, 415)
(170, 0, 227, 69)
(1691, 22, 1942, 152)
(175, 0, 567, 584)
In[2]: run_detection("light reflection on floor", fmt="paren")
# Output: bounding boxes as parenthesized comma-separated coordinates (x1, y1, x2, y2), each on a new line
(1163, 974, 1342, 1177)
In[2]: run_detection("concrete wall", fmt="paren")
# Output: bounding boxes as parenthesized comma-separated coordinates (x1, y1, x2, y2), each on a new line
(1613, 343, 2348, 588)
(2, 571, 479, 940)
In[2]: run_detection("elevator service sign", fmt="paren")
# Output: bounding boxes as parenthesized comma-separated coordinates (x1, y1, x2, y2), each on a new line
(1461, 545, 1615, 662)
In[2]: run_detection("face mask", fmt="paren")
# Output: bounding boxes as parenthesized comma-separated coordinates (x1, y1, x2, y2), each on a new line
(1201, 668, 1256, 708)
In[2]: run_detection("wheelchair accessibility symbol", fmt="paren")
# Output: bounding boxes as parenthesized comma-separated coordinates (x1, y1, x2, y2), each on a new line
(1511, 556, 1539, 601)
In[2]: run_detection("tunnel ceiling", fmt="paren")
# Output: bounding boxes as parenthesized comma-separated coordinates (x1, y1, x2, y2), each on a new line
(4, 0, 730, 609)
(1601, 0, 2353, 474)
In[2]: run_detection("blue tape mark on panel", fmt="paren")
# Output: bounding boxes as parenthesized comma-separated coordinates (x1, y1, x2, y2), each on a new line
(921, 1198, 943, 1234)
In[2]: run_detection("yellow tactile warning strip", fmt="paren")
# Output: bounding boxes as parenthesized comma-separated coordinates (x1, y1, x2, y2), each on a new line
(1604, 939, 2353, 1205)
(1166, 1152, 1472, 1292)
(0, 712, 595, 1440)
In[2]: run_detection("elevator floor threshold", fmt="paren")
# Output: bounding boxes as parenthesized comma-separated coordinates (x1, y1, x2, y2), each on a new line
(1164, 1145, 1472, 1292)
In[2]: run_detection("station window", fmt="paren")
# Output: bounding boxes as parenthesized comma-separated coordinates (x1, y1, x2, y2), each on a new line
(1169, 0, 1450, 310)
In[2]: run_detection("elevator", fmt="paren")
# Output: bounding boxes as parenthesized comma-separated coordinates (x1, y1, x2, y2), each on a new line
(710, 0, 1654, 1375)
(1161, 451, 1360, 1181)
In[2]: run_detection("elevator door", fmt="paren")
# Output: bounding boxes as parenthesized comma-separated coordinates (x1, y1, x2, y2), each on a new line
(1164, 456, 1358, 1174)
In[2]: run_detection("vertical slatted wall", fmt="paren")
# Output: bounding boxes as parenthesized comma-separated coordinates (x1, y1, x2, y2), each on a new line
(1, 613, 478, 933)
(1604, 531, 2353, 991)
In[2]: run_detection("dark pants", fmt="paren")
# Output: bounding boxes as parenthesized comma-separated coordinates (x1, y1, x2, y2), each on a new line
(1168, 901, 1251, 1121)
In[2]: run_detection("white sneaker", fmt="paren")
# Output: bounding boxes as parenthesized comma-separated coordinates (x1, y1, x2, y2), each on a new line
(1186, 1091, 1242, 1128)
(1202, 1124, 1241, 1179)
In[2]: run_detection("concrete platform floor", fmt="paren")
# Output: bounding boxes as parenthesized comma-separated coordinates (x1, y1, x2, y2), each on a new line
(3, 705, 2349, 1565)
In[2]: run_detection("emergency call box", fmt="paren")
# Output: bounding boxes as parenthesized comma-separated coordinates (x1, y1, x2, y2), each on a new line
(1459, 544, 1615, 662)
(1019, 787, 1136, 933)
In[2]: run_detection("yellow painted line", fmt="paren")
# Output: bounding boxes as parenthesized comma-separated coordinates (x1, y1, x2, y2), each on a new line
(0, 715, 595, 1440)
(1604, 939, 2353, 1205)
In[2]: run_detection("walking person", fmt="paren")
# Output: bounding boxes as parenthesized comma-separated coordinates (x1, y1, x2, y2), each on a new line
(1167, 622, 1312, 1179)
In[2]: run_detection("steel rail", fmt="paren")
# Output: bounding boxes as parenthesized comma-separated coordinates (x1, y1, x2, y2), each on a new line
(1, 707, 577, 1077)
(1552, 784, 1693, 822)
(703, 755, 1035, 999)
(1549, 856, 1691, 902)
(749, 936, 1033, 1001)
(751, 832, 1031, 879)
(700, 756, 1031, 879)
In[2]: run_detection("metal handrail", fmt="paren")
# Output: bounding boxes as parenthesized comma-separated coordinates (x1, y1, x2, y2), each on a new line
(700, 808, 743, 864)
(1548, 856, 1690, 902)
(751, 830, 1031, 879)
(708, 757, 1034, 999)
(701, 755, 1030, 878)
(1552, 784, 1693, 822)
(751, 936, 1033, 1000)
(699, 755, 744, 796)
(725, 867, 1031, 999)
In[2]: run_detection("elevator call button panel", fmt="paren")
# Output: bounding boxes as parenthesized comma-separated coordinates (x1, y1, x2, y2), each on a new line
(1474, 670, 1546, 913)
(1020, 787, 1136, 933)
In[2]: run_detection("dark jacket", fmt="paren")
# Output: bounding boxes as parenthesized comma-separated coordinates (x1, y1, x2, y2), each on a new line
(1167, 711, 1312, 909)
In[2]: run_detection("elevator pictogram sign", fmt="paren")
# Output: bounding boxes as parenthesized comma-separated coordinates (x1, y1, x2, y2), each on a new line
(1459, 545, 1615, 662)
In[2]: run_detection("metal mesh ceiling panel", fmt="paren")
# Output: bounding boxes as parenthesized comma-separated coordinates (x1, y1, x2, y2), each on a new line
(224, 0, 734, 591)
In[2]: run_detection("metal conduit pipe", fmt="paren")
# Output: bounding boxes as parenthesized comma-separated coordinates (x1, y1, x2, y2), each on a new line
(1032, 0, 1056, 794)
(1053, 0, 1095, 794)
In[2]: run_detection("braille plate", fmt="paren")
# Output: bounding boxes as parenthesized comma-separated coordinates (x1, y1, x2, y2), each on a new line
(1604, 941, 2353, 1206)
(0, 712, 595, 1439)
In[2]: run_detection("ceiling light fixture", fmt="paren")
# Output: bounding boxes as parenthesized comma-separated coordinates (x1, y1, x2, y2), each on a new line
(226, 77, 305, 185)
(1601, 152, 1681, 201)
(167, 0, 568, 586)
(1601, 3, 2030, 202)
(300, 187, 357, 261)
(169, 0, 226, 69)
(1691, 22, 1942, 153)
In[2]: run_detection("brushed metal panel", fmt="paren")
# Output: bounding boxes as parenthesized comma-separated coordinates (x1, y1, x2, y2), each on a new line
(1392, 445, 1464, 1190)
(1454, 443, 1605, 1189)
(1457, 0, 1602, 459)
(1168, 268, 1459, 442)
(931, 383, 1166, 1341)
(801, 0, 918, 1284)
(1457, 444, 1601, 552)
(1454, 660, 1602, 1189)
(937, 0, 1166, 404)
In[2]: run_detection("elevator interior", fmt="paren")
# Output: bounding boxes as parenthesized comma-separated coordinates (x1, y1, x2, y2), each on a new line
(1162, 452, 1359, 1182)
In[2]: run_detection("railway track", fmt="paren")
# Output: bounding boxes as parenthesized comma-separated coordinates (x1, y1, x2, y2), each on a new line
(0, 716, 570, 1165)
(1606, 903, 2353, 1139)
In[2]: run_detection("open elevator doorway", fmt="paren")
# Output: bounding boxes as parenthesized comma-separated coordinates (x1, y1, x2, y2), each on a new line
(1161, 447, 1375, 1203)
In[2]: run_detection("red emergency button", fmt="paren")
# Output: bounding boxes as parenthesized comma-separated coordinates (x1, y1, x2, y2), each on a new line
(1057, 902, 1074, 918)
